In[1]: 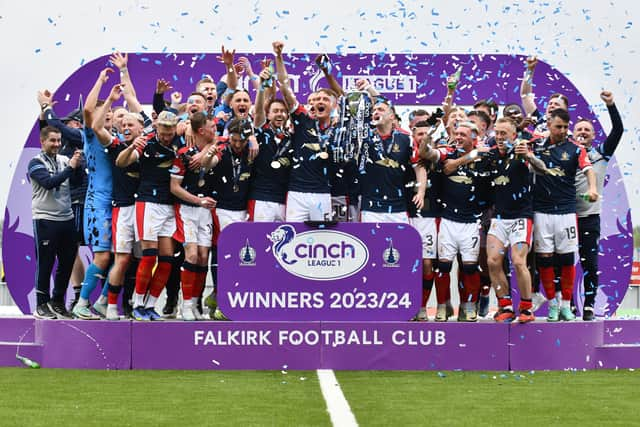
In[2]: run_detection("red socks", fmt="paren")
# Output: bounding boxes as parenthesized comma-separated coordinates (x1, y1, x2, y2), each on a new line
(149, 260, 172, 298)
(538, 266, 556, 299)
(435, 272, 450, 304)
(135, 255, 156, 295)
(560, 265, 575, 301)
(462, 272, 481, 303)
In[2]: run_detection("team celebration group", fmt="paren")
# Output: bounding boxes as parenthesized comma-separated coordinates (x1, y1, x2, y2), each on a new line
(29, 41, 622, 323)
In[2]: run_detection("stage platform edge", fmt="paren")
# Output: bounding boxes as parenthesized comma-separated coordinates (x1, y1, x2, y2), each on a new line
(2, 317, 640, 370)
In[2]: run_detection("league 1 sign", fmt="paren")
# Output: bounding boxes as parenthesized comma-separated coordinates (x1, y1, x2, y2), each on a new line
(217, 222, 422, 321)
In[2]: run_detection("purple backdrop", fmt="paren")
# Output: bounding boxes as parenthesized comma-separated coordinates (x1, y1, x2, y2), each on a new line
(3, 53, 632, 315)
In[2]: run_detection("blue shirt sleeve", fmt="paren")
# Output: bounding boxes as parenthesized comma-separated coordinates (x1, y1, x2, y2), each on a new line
(28, 158, 74, 190)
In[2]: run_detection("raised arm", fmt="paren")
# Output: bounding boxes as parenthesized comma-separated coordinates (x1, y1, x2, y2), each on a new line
(315, 54, 344, 97)
(253, 65, 273, 128)
(110, 51, 143, 113)
(218, 45, 237, 104)
(93, 84, 123, 145)
(153, 79, 172, 114)
(259, 58, 277, 112)
(84, 67, 114, 129)
(238, 56, 261, 92)
(273, 41, 298, 110)
(599, 91, 623, 157)
(38, 90, 83, 147)
(520, 56, 538, 116)
(356, 78, 380, 103)
(441, 67, 461, 125)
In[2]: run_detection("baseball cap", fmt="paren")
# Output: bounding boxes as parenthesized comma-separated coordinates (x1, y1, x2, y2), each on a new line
(62, 108, 83, 124)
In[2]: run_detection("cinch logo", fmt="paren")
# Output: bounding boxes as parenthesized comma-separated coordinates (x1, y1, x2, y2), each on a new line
(268, 225, 369, 281)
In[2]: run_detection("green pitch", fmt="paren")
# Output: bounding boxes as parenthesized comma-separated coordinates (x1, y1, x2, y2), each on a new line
(0, 369, 327, 426)
(337, 370, 640, 426)
(0, 368, 638, 426)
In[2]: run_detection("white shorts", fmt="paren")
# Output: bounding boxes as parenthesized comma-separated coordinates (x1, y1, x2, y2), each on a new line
(410, 217, 438, 259)
(215, 208, 247, 232)
(533, 212, 578, 254)
(135, 201, 176, 242)
(488, 217, 533, 249)
(437, 218, 481, 263)
(360, 211, 409, 224)
(175, 204, 213, 247)
(248, 200, 286, 222)
(285, 191, 332, 221)
(112, 205, 136, 254)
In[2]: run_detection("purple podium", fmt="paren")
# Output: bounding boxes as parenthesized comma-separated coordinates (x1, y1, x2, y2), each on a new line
(2, 223, 639, 370)
(2, 317, 640, 370)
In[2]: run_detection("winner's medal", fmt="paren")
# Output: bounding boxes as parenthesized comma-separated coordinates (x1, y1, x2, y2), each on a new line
(318, 151, 329, 160)
(197, 167, 206, 187)
(231, 150, 242, 194)
(270, 127, 291, 169)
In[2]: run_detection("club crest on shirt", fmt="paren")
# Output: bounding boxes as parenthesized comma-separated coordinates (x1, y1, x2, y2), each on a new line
(375, 158, 400, 168)
(448, 175, 473, 185)
(493, 175, 510, 186)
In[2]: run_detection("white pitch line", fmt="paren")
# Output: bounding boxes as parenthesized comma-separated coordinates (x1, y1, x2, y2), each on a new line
(317, 369, 358, 427)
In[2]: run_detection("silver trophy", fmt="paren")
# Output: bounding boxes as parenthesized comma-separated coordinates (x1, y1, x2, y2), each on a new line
(331, 91, 372, 164)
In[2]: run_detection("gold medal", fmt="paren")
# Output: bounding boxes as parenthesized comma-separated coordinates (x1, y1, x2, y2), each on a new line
(318, 151, 329, 160)
(233, 184, 240, 192)
(271, 160, 281, 169)
(197, 178, 205, 187)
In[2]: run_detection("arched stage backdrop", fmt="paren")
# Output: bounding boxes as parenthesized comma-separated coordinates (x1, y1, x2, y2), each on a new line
(2, 53, 633, 315)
